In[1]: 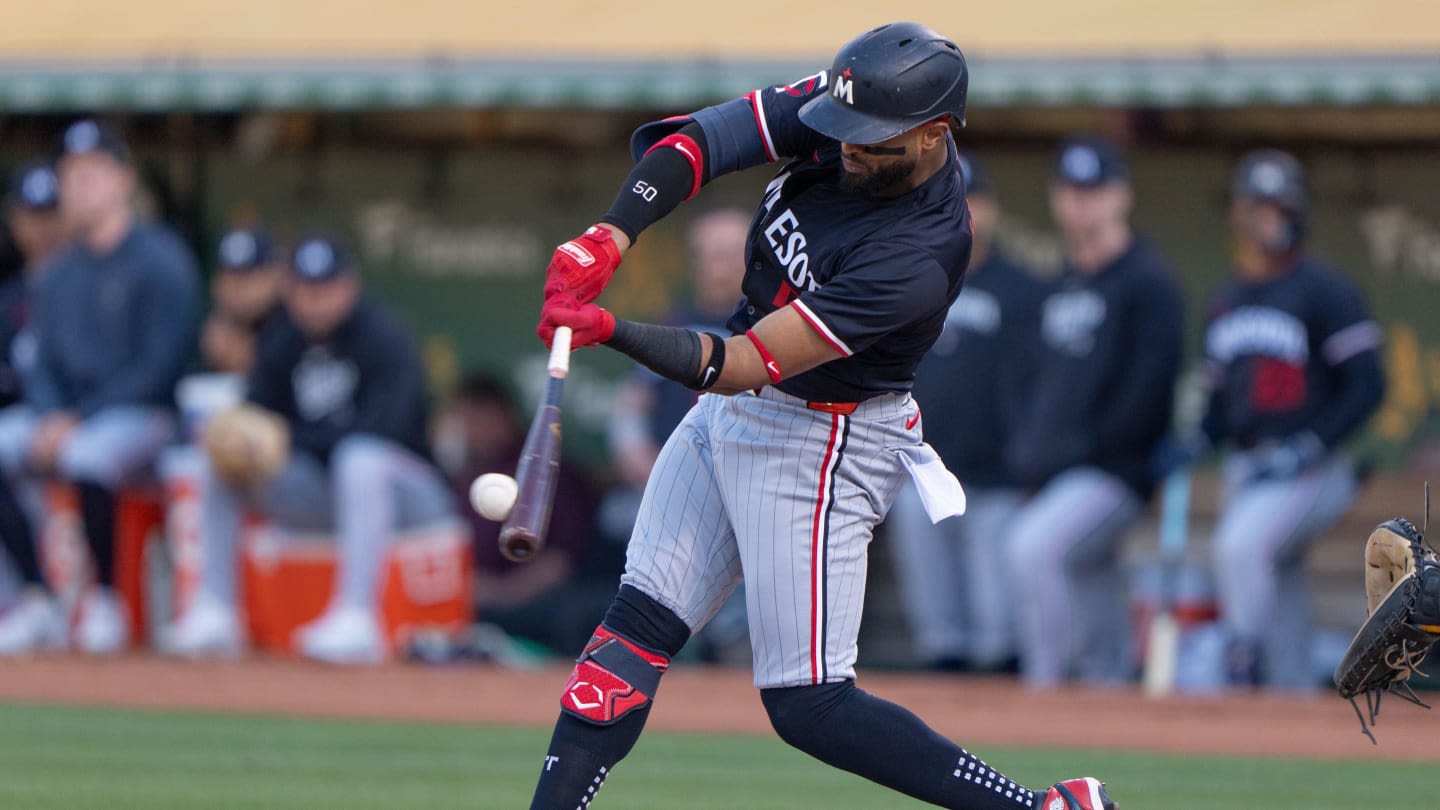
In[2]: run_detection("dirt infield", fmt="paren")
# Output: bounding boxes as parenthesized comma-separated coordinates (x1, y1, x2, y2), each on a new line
(0, 655, 1435, 762)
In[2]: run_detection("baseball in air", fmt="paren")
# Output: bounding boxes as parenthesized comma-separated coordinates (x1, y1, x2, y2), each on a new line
(470, 473, 519, 522)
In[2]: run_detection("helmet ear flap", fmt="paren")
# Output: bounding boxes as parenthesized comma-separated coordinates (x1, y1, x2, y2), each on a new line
(1272, 203, 1308, 253)
(1272, 214, 1300, 253)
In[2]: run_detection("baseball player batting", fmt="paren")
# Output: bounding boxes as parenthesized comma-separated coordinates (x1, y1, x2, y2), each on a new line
(528, 22, 1115, 810)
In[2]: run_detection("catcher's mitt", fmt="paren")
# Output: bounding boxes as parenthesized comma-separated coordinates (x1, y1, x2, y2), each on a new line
(202, 404, 290, 486)
(1334, 507, 1440, 743)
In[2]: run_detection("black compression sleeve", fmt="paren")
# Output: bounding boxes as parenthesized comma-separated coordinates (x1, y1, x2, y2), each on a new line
(600, 123, 709, 242)
(606, 319, 724, 391)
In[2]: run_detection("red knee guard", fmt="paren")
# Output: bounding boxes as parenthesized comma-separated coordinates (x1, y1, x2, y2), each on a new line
(560, 627, 670, 725)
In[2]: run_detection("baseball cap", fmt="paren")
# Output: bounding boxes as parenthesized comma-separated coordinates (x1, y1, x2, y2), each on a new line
(1052, 134, 1129, 188)
(956, 151, 991, 196)
(216, 226, 274, 273)
(9, 162, 59, 211)
(290, 235, 354, 282)
(57, 119, 131, 164)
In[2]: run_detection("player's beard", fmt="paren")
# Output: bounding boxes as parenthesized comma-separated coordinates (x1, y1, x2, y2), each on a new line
(840, 155, 917, 197)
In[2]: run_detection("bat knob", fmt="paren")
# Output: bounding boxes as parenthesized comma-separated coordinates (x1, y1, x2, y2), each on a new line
(500, 530, 538, 563)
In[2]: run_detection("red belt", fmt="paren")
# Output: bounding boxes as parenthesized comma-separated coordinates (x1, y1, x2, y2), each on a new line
(806, 401, 858, 415)
(752, 389, 858, 415)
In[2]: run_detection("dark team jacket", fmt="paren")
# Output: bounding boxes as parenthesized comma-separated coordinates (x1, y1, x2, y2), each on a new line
(1199, 255, 1385, 450)
(246, 296, 431, 465)
(912, 252, 1045, 489)
(27, 222, 200, 417)
(1005, 238, 1184, 499)
(633, 69, 973, 404)
(0, 273, 29, 408)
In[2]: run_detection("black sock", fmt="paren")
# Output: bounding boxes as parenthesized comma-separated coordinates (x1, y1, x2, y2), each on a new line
(529, 585, 690, 810)
(0, 480, 44, 590)
(76, 482, 117, 587)
(762, 681, 1039, 810)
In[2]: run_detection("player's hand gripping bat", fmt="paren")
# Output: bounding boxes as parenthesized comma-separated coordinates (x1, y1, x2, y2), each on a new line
(499, 326, 571, 562)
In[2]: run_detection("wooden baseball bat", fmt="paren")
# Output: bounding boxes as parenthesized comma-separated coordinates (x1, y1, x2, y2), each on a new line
(1143, 469, 1191, 697)
(498, 326, 571, 563)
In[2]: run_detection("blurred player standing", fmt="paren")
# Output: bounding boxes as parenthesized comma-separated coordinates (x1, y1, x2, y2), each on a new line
(885, 152, 1043, 672)
(1166, 150, 1384, 688)
(529, 23, 1115, 810)
(1005, 134, 1184, 687)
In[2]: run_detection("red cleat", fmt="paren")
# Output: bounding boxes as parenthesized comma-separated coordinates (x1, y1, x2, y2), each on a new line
(1040, 777, 1116, 810)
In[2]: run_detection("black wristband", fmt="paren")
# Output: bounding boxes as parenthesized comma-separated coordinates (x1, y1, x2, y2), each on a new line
(606, 318, 704, 388)
(694, 333, 726, 390)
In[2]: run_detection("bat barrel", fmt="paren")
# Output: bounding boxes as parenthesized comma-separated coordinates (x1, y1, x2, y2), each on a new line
(496, 365, 565, 562)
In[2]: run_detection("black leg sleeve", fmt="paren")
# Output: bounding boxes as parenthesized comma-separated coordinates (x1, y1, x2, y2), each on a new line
(762, 681, 1039, 810)
(75, 481, 117, 587)
(0, 478, 45, 589)
(528, 585, 691, 810)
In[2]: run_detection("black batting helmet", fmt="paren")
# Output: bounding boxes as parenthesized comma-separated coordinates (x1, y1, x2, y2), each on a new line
(798, 22, 968, 145)
(1232, 149, 1308, 217)
(1232, 149, 1309, 248)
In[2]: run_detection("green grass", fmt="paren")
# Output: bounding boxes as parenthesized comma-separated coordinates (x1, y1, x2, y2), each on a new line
(0, 702, 1427, 809)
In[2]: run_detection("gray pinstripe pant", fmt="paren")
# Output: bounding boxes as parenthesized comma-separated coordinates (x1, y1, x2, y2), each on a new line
(622, 386, 919, 688)
(1007, 467, 1142, 687)
(1212, 451, 1356, 690)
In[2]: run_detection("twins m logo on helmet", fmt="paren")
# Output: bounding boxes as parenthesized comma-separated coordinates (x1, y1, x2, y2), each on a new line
(833, 67, 856, 105)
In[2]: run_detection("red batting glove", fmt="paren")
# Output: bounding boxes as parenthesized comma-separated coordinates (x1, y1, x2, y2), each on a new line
(543, 226, 623, 305)
(538, 295, 616, 349)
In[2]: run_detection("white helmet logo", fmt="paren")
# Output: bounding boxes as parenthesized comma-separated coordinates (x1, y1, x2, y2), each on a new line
(220, 232, 258, 267)
(833, 67, 856, 105)
(296, 240, 335, 278)
(1061, 146, 1101, 184)
(21, 169, 56, 205)
(65, 121, 101, 154)
(1250, 162, 1287, 195)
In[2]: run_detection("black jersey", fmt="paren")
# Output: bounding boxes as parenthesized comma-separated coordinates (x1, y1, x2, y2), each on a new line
(1200, 255, 1384, 450)
(247, 296, 431, 465)
(1005, 238, 1184, 499)
(911, 252, 1044, 488)
(634, 70, 973, 403)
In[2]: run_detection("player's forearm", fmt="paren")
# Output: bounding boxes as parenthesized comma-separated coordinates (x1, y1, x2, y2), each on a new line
(605, 319, 721, 392)
(603, 321, 785, 395)
(598, 123, 708, 244)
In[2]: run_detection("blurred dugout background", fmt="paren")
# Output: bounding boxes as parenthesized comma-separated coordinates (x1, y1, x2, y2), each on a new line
(2, 1, 1439, 667)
